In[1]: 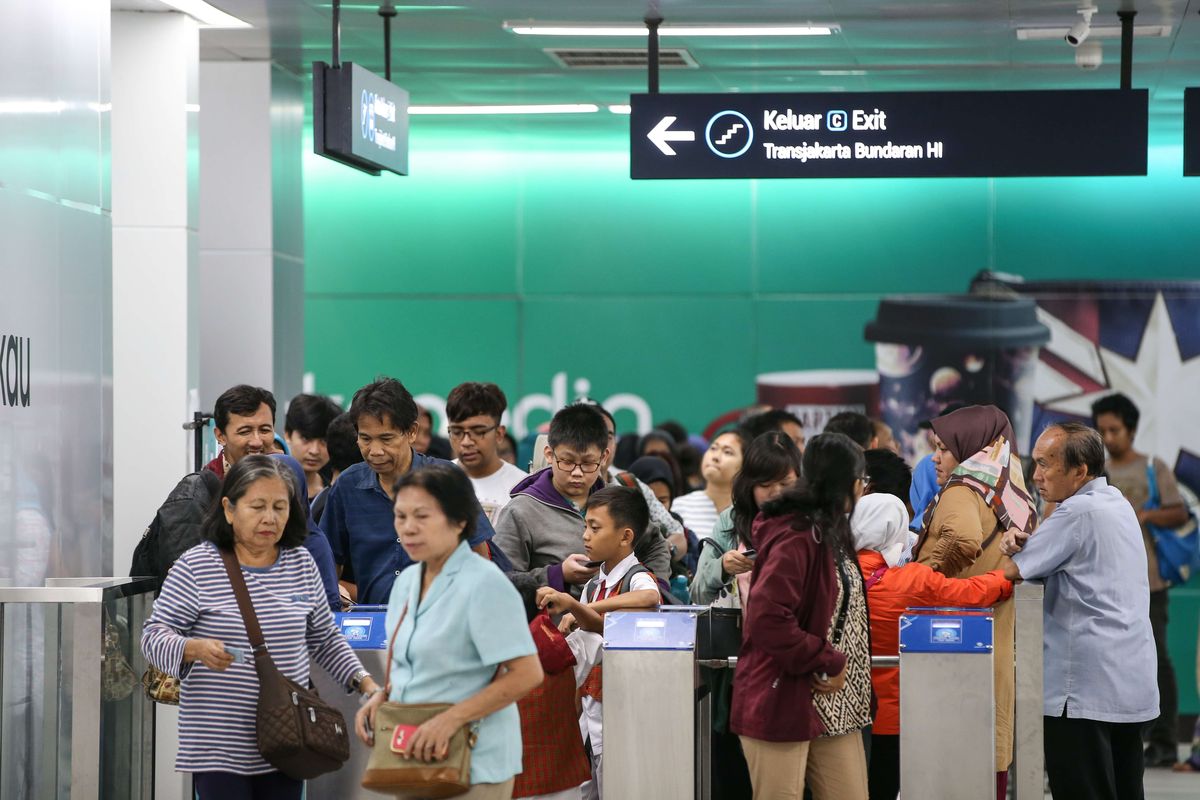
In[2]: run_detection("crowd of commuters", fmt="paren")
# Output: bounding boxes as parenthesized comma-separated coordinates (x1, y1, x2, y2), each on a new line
(135, 375, 1197, 799)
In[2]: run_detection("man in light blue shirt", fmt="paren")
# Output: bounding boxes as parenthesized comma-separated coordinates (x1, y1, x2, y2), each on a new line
(1003, 422, 1158, 800)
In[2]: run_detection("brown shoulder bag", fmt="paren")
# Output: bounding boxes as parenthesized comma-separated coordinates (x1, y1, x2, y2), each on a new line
(219, 548, 350, 780)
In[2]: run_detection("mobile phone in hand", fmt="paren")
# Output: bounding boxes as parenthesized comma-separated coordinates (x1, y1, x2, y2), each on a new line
(583, 559, 604, 568)
(743, 549, 757, 561)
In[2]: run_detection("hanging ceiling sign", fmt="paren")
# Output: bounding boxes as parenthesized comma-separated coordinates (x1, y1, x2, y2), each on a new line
(1185, 88, 1200, 176)
(630, 89, 1147, 179)
(314, 61, 410, 176)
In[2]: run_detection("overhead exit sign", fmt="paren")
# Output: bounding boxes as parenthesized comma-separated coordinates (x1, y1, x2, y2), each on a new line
(630, 89, 1147, 179)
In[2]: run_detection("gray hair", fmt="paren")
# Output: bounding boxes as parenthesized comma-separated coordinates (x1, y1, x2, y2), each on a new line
(1045, 422, 1105, 477)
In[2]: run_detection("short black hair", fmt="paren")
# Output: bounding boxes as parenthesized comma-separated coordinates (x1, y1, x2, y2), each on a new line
(214, 385, 276, 432)
(325, 412, 363, 473)
(1090, 393, 1139, 433)
(446, 382, 507, 424)
(742, 409, 803, 440)
(284, 394, 343, 440)
(203, 455, 308, 550)
(657, 420, 688, 445)
(349, 377, 418, 432)
(392, 463, 479, 543)
(586, 485, 649, 546)
(1047, 422, 1106, 477)
(588, 402, 615, 431)
(548, 403, 609, 453)
(864, 448, 912, 504)
(823, 411, 874, 449)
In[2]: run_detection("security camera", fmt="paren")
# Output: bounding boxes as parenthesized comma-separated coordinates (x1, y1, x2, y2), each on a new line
(1075, 41, 1102, 69)
(1066, 6, 1097, 47)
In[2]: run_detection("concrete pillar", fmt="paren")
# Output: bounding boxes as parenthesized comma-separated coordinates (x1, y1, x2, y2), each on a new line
(198, 61, 306, 418)
(111, 11, 199, 800)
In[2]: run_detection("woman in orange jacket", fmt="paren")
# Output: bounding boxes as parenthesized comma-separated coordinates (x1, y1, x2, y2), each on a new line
(851, 493, 1013, 800)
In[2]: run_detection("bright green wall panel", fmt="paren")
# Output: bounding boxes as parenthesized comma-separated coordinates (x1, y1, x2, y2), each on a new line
(520, 297, 756, 435)
(519, 159, 756, 296)
(303, 297, 520, 401)
(1168, 589, 1200, 715)
(991, 145, 1200, 281)
(304, 129, 521, 295)
(754, 297, 879, 375)
(754, 178, 992, 294)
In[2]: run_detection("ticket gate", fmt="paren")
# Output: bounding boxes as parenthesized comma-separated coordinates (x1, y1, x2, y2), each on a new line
(308, 605, 391, 800)
(899, 607, 995, 799)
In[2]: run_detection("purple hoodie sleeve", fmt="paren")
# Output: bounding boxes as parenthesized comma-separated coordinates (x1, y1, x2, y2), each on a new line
(546, 563, 566, 592)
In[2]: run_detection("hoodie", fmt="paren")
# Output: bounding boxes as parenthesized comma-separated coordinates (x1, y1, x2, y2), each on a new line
(493, 467, 672, 595)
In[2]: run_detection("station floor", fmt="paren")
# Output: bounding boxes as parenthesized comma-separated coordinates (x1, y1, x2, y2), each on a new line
(1141, 767, 1199, 799)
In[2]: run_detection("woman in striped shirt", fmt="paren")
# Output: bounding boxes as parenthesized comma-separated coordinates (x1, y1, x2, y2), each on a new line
(142, 455, 381, 799)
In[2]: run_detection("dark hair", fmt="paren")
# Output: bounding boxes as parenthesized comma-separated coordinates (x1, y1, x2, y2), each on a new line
(446, 382, 508, 424)
(822, 411, 874, 449)
(1047, 422, 1106, 477)
(284, 394, 343, 439)
(731, 431, 803, 547)
(658, 420, 688, 445)
(325, 412, 363, 473)
(864, 448, 912, 504)
(1090, 393, 1139, 433)
(763, 432, 865, 560)
(742, 409, 804, 440)
(586, 402, 616, 431)
(203, 455, 308, 550)
(548, 403, 609, 453)
(638, 430, 677, 458)
(214, 385, 276, 432)
(350, 377, 418, 431)
(392, 463, 479, 542)
(501, 431, 518, 456)
(586, 485, 650, 546)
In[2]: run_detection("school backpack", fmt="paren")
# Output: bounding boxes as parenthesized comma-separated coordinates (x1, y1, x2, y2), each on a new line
(129, 468, 222, 586)
(583, 562, 680, 606)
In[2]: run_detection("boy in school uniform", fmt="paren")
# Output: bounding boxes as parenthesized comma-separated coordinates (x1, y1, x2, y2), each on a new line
(537, 486, 662, 800)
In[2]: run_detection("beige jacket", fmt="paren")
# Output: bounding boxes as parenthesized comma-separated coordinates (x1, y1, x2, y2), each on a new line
(915, 485, 1015, 772)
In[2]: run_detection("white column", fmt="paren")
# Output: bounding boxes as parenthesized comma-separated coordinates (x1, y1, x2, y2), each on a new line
(199, 61, 305, 415)
(111, 12, 198, 800)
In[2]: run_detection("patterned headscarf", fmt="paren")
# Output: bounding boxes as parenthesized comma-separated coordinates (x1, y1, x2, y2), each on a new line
(921, 405, 1036, 536)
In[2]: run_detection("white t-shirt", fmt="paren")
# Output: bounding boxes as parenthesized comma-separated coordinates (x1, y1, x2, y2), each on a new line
(454, 459, 528, 524)
(673, 491, 721, 540)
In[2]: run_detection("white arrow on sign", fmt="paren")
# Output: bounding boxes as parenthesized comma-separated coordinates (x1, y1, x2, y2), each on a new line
(647, 116, 696, 156)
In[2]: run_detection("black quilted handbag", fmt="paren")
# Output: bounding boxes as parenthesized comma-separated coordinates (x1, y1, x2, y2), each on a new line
(219, 549, 350, 779)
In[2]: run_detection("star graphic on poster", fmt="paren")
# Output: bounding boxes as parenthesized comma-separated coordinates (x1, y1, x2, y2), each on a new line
(1041, 292, 1200, 470)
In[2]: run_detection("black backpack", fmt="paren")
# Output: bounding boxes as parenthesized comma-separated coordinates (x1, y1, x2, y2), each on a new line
(130, 469, 222, 585)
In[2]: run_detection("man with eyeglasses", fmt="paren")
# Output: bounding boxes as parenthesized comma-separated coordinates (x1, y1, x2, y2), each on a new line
(445, 382, 528, 522)
(494, 403, 672, 597)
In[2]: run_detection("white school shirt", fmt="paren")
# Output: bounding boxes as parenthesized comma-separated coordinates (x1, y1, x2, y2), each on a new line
(579, 553, 657, 756)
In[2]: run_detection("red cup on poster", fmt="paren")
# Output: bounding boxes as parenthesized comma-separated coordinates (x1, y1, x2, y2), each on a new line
(756, 370, 880, 435)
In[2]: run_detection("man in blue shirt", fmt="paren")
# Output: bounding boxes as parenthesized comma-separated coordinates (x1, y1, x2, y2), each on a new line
(1003, 422, 1158, 800)
(323, 377, 498, 605)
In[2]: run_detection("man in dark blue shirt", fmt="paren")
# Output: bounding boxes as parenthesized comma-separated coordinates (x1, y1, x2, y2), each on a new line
(323, 377, 498, 605)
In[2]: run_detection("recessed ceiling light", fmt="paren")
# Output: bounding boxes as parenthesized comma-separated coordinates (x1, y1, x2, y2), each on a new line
(505, 22, 839, 37)
(156, 1, 251, 28)
(608, 104, 632, 114)
(1015, 24, 1170, 41)
(409, 103, 600, 115)
(818, 70, 867, 76)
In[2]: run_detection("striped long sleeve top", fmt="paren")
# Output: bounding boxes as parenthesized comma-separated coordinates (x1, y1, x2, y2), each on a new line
(141, 541, 364, 775)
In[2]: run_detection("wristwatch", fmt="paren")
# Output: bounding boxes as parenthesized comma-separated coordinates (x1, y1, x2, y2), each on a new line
(350, 668, 370, 692)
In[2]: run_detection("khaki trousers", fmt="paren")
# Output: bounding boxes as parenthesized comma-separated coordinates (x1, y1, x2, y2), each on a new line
(739, 732, 868, 800)
(441, 778, 515, 800)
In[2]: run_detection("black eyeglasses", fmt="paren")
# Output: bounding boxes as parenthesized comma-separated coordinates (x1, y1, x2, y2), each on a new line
(551, 454, 604, 474)
(447, 424, 498, 441)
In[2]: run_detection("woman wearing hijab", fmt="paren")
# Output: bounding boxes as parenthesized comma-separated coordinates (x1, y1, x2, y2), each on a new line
(911, 405, 1036, 798)
(271, 453, 342, 612)
(852, 493, 1014, 800)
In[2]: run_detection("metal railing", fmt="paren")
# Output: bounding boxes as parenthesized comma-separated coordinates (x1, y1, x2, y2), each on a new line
(0, 577, 158, 800)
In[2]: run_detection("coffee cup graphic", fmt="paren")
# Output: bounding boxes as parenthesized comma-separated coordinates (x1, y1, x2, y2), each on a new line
(865, 295, 1050, 462)
(755, 370, 880, 434)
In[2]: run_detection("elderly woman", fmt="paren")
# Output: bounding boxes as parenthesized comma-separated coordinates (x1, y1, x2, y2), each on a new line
(853, 493, 1013, 800)
(911, 405, 1036, 798)
(142, 455, 380, 799)
(356, 464, 543, 800)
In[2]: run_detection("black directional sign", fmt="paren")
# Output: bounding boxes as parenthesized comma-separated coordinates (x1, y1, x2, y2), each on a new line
(630, 90, 1148, 179)
(1185, 88, 1200, 176)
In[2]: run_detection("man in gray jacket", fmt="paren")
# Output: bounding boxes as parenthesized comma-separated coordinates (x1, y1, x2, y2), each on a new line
(494, 403, 671, 596)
